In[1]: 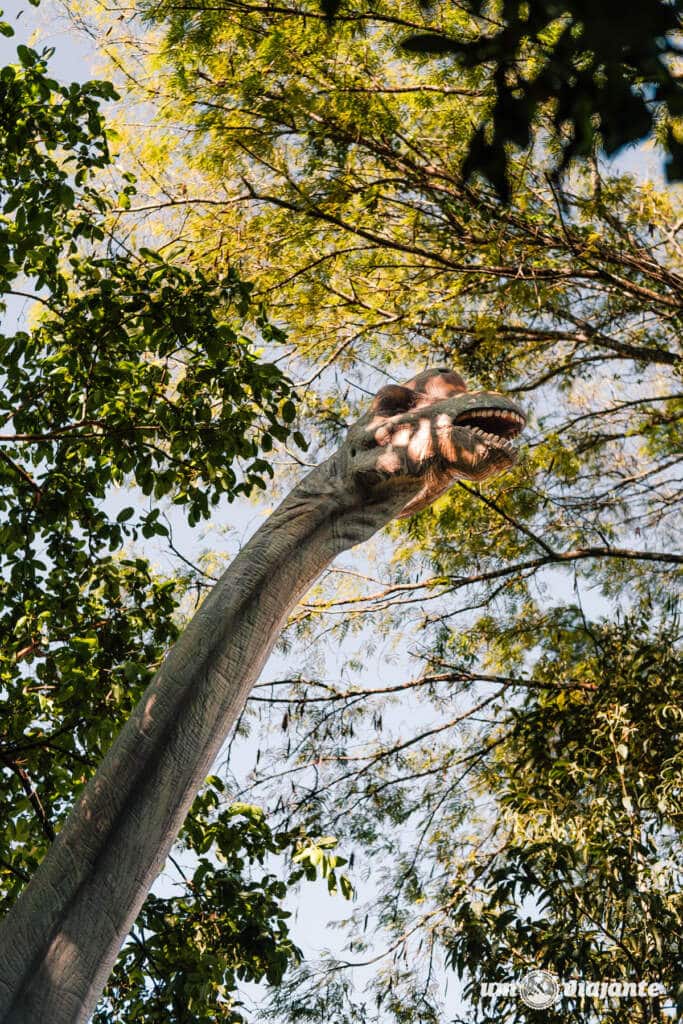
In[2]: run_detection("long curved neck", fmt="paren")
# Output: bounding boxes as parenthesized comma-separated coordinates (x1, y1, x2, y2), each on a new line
(0, 456, 414, 1024)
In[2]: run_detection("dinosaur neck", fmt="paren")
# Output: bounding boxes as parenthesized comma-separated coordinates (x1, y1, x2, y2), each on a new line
(0, 455, 414, 1024)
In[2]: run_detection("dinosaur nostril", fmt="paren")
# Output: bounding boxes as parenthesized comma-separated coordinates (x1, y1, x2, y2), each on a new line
(350, 448, 357, 457)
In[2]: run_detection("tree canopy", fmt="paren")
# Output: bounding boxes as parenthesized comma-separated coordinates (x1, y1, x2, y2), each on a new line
(5, 0, 683, 1019)
(326, 0, 683, 198)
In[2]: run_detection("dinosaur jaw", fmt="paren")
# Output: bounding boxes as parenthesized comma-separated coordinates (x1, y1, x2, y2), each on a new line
(396, 439, 510, 517)
(396, 403, 527, 516)
(446, 403, 526, 473)
(451, 405, 527, 447)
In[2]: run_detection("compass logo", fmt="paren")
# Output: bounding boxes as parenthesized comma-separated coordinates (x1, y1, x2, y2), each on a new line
(518, 969, 560, 1009)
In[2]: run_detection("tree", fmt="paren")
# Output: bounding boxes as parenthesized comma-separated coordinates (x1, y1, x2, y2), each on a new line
(20, 0, 683, 1019)
(0, 18, 347, 1022)
(437, 600, 682, 1023)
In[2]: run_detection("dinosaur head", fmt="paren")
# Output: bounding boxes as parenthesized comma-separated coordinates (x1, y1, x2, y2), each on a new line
(344, 367, 527, 517)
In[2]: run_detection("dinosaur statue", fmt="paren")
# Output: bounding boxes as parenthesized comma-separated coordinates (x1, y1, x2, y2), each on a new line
(0, 367, 526, 1024)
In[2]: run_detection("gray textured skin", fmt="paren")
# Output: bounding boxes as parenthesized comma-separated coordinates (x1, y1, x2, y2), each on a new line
(0, 368, 525, 1024)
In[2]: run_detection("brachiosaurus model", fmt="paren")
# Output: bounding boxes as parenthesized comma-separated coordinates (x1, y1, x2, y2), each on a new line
(0, 367, 526, 1023)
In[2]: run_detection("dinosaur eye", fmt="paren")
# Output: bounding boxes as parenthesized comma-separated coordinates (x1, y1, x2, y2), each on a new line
(371, 385, 416, 415)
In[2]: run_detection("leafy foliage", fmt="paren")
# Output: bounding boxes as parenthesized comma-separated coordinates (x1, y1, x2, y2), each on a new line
(325, 0, 683, 198)
(444, 601, 683, 1022)
(0, 22, 291, 879)
(96, 784, 353, 1023)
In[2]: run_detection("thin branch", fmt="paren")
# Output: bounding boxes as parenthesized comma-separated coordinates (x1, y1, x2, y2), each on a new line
(0, 451, 42, 497)
(0, 855, 30, 883)
(0, 754, 55, 842)
(456, 481, 555, 556)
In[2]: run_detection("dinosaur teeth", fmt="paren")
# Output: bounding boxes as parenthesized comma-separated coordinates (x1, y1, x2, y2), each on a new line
(453, 406, 526, 442)
(468, 427, 513, 451)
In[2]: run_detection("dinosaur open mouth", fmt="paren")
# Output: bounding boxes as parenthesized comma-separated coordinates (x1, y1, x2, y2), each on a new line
(453, 408, 526, 450)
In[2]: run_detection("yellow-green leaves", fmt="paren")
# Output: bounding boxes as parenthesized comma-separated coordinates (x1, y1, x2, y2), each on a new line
(292, 835, 354, 898)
